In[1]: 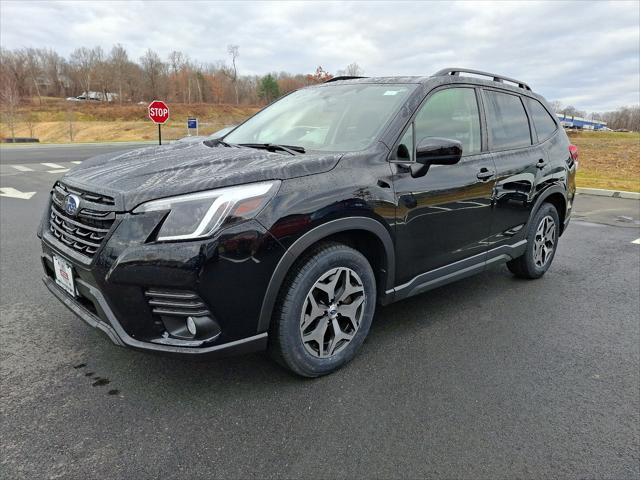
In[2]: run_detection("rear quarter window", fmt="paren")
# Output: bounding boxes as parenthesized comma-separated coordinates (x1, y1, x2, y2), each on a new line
(484, 90, 531, 150)
(525, 97, 558, 141)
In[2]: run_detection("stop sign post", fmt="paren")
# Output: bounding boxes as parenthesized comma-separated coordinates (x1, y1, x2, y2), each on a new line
(147, 100, 169, 145)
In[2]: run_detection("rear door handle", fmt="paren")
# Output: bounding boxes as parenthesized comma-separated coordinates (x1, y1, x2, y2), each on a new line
(477, 168, 494, 180)
(536, 159, 547, 169)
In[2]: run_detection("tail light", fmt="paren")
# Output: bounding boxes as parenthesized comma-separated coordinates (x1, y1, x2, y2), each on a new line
(568, 144, 579, 169)
(569, 144, 579, 161)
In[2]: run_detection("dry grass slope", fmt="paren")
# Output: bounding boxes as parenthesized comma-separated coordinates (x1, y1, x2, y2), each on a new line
(0, 97, 259, 142)
(568, 131, 640, 192)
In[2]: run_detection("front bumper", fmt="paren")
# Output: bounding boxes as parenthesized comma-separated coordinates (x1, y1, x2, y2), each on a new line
(40, 211, 286, 356)
(43, 275, 268, 356)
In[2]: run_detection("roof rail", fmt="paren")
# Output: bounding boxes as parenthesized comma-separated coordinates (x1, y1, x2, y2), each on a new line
(324, 76, 367, 83)
(434, 68, 531, 91)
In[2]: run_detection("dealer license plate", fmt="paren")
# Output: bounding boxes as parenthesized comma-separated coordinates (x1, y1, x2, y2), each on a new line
(53, 254, 76, 297)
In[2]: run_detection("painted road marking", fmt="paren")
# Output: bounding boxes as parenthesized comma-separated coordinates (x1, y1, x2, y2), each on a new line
(11, 165, 34, 172)
(632, 238, 640, 245)
(41, 162, 64, 169)
(71, 161, 82, 164)
(0, 187, 36, 200)
(48, 169, 70, 174)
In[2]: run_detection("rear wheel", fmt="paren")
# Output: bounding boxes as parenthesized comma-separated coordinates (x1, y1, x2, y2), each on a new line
(507, 203, 560, 279)
(268, 242, 376, 377)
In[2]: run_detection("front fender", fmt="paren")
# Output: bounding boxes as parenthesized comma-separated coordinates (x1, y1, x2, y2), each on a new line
(256, 216, 395, 333)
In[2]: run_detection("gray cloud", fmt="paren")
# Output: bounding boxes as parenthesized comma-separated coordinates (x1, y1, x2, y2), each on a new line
(1, 0, 638, 111)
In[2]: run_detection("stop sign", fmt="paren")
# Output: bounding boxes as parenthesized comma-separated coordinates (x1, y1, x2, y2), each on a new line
(147, 100, 169, 124)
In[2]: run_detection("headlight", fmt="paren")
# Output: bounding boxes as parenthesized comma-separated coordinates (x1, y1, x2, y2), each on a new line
(133, 181, 280, 241)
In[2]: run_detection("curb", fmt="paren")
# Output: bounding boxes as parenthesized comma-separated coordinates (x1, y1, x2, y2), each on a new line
(576, 188, 640, 200)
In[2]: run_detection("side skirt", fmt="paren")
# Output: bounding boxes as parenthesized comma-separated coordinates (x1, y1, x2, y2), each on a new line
(385, 240, 527, 303)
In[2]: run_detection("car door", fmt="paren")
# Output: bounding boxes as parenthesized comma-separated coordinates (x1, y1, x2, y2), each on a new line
(391, 86, 497, 287)
(482, 89, 542, 250)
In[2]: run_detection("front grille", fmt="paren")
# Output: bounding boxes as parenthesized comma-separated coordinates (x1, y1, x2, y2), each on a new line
(53, 182, 115, 206)
(49, 184, 116, 258)
(145, 289, 211, 317)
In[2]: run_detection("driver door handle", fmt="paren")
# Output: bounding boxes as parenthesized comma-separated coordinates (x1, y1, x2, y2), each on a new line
(476, 168, 494, 180)
(536, 159, 547, 169)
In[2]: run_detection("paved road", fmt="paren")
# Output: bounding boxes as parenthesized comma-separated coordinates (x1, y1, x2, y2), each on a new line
(0, 142, 151, 165)
(1, 155, 639, 479)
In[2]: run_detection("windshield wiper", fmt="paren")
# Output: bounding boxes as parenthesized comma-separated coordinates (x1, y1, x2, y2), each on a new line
(204, 138, 239, 148)
(238, 143, 305, 155)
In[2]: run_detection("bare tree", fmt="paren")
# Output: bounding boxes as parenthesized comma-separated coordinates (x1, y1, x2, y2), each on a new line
(109, 44, 128, 103)
(548, 100, 563, 113)
(0, 72, 21, 140)
(66, 106, 75, 142)
(41, 49, 68, 97)
(168, 51, 189, 102)
(602, 106, 640, 131)
(24, 48, 44, 105)
(338, 62, 364, 77)
(557, 105, 586, 118)
(226, 45, 239, 104)
(140, 49, 165, 100)
(24, 112, 37, 138)
(70, 47, 101, 95)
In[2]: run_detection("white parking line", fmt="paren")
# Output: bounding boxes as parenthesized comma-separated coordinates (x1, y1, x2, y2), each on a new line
(71, 161, 82, 164)
(11, 165, 34, 172)
(41, 162, 64, 169)
(0, 187, 36, 200)
(632, 238, 640, 245)
(48, 169, 69, 174)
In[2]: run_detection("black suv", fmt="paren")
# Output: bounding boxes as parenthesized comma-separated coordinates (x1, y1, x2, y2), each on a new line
(39, 68, 577, 376)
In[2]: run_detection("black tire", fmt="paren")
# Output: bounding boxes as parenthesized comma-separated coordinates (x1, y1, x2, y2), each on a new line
(268, 242, 376, 377)
(507, 203, 560, 279)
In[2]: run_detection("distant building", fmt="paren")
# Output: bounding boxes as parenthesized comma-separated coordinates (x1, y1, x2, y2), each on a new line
(556, 113, 607, 130)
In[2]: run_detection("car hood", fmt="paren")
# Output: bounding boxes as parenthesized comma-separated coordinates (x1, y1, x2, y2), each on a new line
(61, 140, 342, 211)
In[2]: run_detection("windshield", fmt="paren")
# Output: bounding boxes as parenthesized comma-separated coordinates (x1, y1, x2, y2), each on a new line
(224, 84, 415, 152)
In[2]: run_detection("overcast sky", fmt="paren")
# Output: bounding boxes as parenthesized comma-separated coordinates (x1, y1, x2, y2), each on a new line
(1, 0, 639, 112)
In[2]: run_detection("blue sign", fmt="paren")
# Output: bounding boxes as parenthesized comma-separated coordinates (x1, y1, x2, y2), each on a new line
(187, 118, 198, 129)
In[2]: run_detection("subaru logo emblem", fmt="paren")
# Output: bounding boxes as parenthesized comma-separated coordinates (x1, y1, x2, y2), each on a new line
(64, 194, 80, 217)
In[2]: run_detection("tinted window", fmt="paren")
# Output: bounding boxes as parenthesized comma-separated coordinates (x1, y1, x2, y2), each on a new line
(484, 91, 531, 150)
(414, 88, 481, 155)
(526, 97, 557, 141)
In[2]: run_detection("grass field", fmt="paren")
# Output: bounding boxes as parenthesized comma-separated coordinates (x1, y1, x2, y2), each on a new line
(1, 99, 639, 192)
(568, 131, 640, 192)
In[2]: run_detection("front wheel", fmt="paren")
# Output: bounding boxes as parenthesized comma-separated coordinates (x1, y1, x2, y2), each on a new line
(507, 203, 560, 279)
(268, 242, 376, 377)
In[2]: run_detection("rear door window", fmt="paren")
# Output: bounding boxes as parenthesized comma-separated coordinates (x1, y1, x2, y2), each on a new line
(484, 90, 531, 150)
(525, 97, 558, 141)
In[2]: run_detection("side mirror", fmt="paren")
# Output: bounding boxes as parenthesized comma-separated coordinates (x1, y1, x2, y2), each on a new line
(415, 137, 463, 166)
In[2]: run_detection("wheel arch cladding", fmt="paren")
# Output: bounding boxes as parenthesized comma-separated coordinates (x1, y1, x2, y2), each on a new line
(257, 217, 395, 333)
(529, 186, 567, 235)
(543, 192, 567, 232)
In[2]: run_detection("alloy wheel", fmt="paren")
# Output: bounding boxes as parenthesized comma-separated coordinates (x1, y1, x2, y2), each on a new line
(533, 215, 556, 268)
(299, 267, 366, 358)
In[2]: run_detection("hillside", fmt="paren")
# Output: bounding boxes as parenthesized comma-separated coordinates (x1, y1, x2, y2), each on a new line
(0, 98, 259, 143)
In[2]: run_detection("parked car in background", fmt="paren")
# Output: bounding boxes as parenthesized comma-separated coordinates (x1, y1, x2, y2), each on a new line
(65, 91, 118, 102)
(39, 68, 577, 376)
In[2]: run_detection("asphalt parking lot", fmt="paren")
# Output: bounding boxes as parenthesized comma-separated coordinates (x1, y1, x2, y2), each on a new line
(1, 145, 639, 479)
